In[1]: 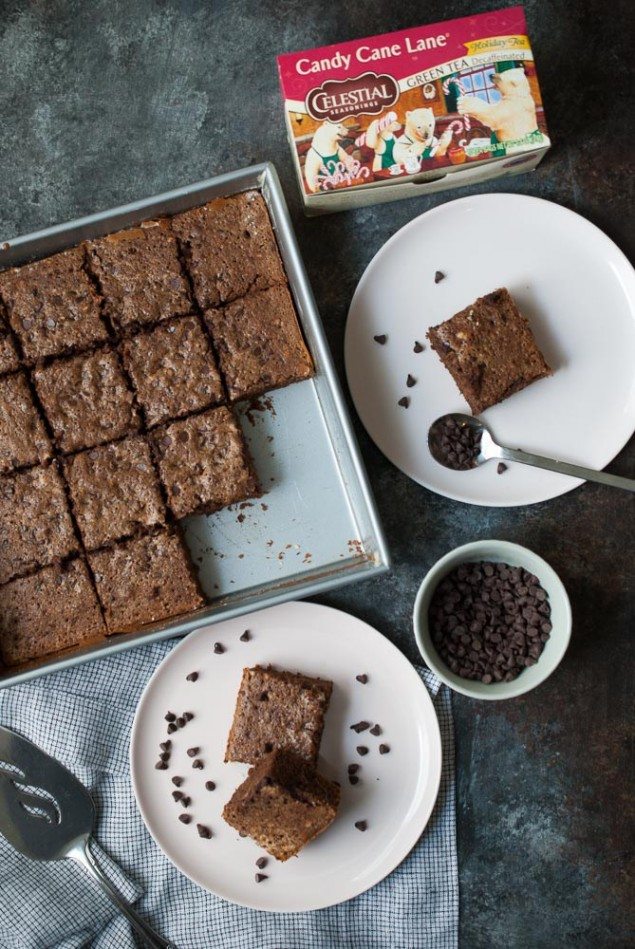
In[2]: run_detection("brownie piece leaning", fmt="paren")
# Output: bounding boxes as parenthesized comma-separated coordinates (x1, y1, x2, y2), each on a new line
(0, 309, 20, 375)
(225, 665, 333, 765)
(0, 246, 108, 363)
(204, 284, 314, 402)
(33, 347, 140, 453)
(222, 749, 340, 861)
(88, 527, 205, 634)
(0, 462, 79, 584)
(171, 191, 286, 309)
(63, 436, 166, 550)
(0, 372, 52, 474)
(151, 406, 259, 519)
(85, 220, 191, 332)
(120, 315, 225, 428)
(0, 558, 106, 666)
(427, 288, 552, 415)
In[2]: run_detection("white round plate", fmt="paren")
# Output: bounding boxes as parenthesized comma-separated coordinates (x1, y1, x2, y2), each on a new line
(345, 193, 635, 506)
(130, 602, 442, 913)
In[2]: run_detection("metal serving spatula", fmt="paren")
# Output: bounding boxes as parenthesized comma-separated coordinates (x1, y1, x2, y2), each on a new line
(0, 724, 174, 949)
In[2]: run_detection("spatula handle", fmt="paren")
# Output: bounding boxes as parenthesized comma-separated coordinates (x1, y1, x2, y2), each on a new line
(68, 839, 176, 949)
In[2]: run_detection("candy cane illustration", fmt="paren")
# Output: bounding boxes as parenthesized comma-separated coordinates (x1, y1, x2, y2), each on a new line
(317, 159, 371, 190)
(442, 76, 471, 135)
(355, 111, 398, 149)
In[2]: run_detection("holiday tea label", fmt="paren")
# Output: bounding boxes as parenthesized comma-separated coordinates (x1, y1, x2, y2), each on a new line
(277, 6, 550, 212)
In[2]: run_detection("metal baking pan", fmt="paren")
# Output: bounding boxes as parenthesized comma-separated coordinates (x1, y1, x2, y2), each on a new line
(0, 162, 390, 688)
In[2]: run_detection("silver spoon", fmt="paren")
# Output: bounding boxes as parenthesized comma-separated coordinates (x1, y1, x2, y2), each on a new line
(428, 413, 635, 492)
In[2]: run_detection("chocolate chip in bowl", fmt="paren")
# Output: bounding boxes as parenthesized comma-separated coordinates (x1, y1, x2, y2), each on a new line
(413, 540, 571, 700)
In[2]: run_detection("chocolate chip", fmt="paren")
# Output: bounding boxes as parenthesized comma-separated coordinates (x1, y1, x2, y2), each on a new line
(165, 712, 176, 722)
(349, 775, 359, 785)
(414, 341, 425, 353)
(256, 857, 268, 869)
(186, 671, 199, 682)
(397, 396, 409, 408)
(179, 814, 191, 824)
(205, 781, 216, 791)
(192, 759, 204, 769)
(240, 629, 251, 642)
(162, 435, 173, 447)
(155, 761, 168, 770)
(434, 270, 445, 283)
(373, 334, 387, 345)
(255, 873, 268, 883)
(159, 751, 170, 762)
(348, 763, 360, 775)
(22, 318, 33, 329)
(187, 747, 199, 758)
(197, 824, 212, 838)
(45, 318, 56, 329)
(350, 721, 370, 733)
(171, 776, 183, 787)
(176, 717, 186, 728)
(355, 674, 368, 684)
(379, 744, 390, 755)
(172, 791, 183, 801)
(172, 485, 181, 496)
(167, 723, 177, 734)
(356, 746, 369, 756)
(160, 740, 171, 751)
(406, 374, 416, 388)
(213, 642, 225, 654)
(369, 724, 381, 736)
(354, 820, 368, 831)
(184, 712, 194, 721)
(180, 796, 191, 808)
(497, 462, 508, 475)
(433, 417, 482, 470)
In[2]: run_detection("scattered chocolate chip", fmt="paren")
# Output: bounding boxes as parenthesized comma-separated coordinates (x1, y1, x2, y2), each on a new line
(256, 857, 268, 869)
(160, 740, 172, 751)
(197, 824, 212, 839)
(167, 723, 177, 734)
(354, 820, 368, 832)
(192, 759, 204, 769)
(373, 334, 387, 345)
(159, 751, 170, 762)
(355, 674, 368, 684)
(165, 712, 176, 722)
(434, 270, 445, 283)
(397, 396, 409, 408)
(155, 761, 168, 770)
(179, 814, 191, 824)
(184, 712, 194, 722)
(205, 781, 216, 791)
(255, 873, 268, 883)
(369, 724, 381, 736)
(350, 721, 370, 733)
(414, 341, 425, 353)
(349, 775, 360, 785)
(187, 747, 200, 758)
(406, 374, 416, 388)
(347, 763, 360, 775)
(239, 630, 251, 642)
(356, 746, 369, 756)
(171, 776, 183, 787)
(176, 717, 186, 728)
(180, 796, 191, 808)
(172, 791, 183, 802)
(213, 642, 225, 654)
(379, 744, 390, 755)
(497, 462, 508, 475)
(186, 671, 199, 682)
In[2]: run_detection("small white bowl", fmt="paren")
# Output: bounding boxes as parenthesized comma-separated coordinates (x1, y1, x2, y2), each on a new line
(413, 540, 572, 700)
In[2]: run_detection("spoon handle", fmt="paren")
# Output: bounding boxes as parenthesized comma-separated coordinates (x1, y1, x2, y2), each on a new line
(498, 447, 635, 492)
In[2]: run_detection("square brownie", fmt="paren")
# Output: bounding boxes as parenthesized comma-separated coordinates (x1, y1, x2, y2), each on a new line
(63, 436, 166, 550)
(151, 406, 258, 519)
(86, 220, 191, 332)
(222, 749, 340, 861)
(88, 528, 205, 634)
(0, 558, 106, 666)
(0, 463, 79, 584)
(171, 191, 286, 309)
(427, 288, 552, 415)
(225, 665, 333, 765)
(204, 284, 314, 402)
(120, 315, 225, 428)
(0, 372, 52, 474)
(0, 246, 108, 363)
(0, 308, 20, 375)
(33, 347, 140, 453)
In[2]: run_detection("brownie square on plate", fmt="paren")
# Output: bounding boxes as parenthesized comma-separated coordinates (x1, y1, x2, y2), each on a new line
(63, 436, 166, 550)
(0, 558, 106, 666)
(151, 406, 259, 518)
(427, 288, 552, 415)
(0, 308, 20, 375)
(33, 347, 140, 453)
(204, 284, 314, 402)
(86, 220, 191, 332)
(172, 191, 286, 309)
(0, 372, 52, 474)
(222, 749, 340, 861)
(0, 246, 108, 363)
(225, 665, 333, 765)
(88, 527, 205, 634)
(0, 463, 79, 584)
(120, 315, 225, 428)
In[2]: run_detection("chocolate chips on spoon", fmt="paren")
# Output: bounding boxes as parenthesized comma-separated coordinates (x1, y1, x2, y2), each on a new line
(434, 416, 481, 470)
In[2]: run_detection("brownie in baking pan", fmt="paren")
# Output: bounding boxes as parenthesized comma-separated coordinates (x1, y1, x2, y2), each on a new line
(86, 220, 191, 332)
(88, 527, 205, 634)
(63, 436, 166, 550)
(204, 284, 314, 402)
(171, 191, 286, 309)
(0, 558, 106, 666)
(225, 665, 333, 765)
(0, 372, 52, 475)
(0, 246, 108, 363)
(151, 406, 259, 519)
(0, 309, 20, 376)
(427, 288, 552, 415)
(120, 315, 225, 428)
(33, 347, 140, 454)
(0, 462, 79, 585)
(222, 749, 340, 861)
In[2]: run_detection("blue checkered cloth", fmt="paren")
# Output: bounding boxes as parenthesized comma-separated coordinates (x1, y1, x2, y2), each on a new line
(0, 641, 457, 949)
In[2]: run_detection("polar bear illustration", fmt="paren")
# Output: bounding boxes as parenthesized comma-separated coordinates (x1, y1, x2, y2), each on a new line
(393, 108, 452, 165)
(304, 120, 353, 193)
(363, 114, 402, 171)
(457, 68, 538, 142)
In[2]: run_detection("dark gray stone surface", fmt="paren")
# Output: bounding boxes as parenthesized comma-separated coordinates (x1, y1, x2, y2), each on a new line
(0, 0, 632, 944)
